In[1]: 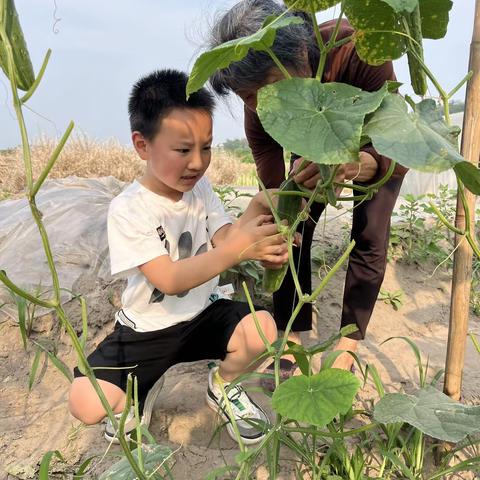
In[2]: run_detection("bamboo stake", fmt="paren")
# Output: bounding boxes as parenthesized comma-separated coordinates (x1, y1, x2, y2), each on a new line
(443, 0, 480, 401)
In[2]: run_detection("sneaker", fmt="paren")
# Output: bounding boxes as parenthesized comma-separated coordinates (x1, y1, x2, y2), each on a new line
(206, 365, 269, 445)
(104, 375, 165, 443)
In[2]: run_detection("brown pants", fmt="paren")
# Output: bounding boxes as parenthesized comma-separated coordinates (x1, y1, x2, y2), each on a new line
(273, 174, 404, 340)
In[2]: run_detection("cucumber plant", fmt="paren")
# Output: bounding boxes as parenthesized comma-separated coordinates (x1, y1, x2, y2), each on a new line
(186, 0, 480, 477)
(1, 0, 480, 478)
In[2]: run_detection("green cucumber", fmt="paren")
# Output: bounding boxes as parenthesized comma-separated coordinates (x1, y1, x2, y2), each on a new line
(405, 5, 427, 96)
(263, 178, 303, 293)
(0, 0, 35, 91)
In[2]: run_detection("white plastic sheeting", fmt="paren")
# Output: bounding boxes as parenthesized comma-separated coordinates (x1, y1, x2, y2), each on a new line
(0, 176, 125, 319)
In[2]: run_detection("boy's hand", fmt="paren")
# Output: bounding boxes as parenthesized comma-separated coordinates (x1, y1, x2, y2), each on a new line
(224, 214, 289, 264)
(260, 231, 302, 270)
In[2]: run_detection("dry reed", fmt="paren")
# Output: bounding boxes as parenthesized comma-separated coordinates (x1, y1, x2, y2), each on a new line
(0, 136, 256, 196)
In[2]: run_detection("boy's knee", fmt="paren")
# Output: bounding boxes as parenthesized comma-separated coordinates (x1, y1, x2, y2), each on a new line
(68, 377, 123, 425)
(244, 310, 277, 350)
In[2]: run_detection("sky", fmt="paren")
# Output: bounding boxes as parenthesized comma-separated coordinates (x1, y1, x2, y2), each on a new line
(0, 0, 476, 149)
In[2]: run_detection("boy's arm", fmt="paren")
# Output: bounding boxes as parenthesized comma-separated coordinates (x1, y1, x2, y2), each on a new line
(140, 215, 287, 295)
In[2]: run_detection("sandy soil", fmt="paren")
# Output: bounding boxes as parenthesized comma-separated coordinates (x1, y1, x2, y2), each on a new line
(1, 205, 479, 479)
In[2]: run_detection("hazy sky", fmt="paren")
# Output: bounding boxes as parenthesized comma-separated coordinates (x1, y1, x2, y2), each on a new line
(0, 0, 475, 149)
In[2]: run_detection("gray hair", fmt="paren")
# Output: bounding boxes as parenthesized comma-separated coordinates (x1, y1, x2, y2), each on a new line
(208, 0, 315, 95)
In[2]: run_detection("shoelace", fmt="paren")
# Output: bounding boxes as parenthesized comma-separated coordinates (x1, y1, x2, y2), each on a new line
(223, 384, 259, 419)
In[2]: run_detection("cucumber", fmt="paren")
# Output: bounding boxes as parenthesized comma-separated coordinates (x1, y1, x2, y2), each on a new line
(0, 0, 35, 91)
(405, 5, 427, 96)
(263, 178, 303, 293)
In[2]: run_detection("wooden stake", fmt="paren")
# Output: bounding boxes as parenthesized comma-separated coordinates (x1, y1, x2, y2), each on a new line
(443, 0, 480, 401)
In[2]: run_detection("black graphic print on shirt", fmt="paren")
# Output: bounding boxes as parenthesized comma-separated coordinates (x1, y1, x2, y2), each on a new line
(149, 231, 207, 303)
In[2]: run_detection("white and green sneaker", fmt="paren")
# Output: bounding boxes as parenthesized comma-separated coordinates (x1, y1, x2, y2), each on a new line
(104, 375, 165, 443)
(206, 364, 269, 445)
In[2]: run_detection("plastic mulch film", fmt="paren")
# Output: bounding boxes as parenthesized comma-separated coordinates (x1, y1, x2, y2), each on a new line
(0, 176, 126, 321)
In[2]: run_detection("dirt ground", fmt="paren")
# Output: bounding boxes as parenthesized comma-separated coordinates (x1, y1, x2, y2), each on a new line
(1, 204, 479, 479)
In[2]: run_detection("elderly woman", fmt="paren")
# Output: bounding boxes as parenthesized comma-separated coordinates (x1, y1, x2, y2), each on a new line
(208, 0, 408, 380)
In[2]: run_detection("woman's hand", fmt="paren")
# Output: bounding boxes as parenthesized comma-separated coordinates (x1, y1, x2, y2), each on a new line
(291, 152, 379, 191)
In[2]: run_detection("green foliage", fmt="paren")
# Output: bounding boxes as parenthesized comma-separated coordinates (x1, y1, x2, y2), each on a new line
(284, 0, 340, 12)
(344, 0, 406, 65)
(0, 0, 35, 91)
(454, 161, 480, 195)
(221, 138, 254, 163)
(344, 0, 452, 63)
(186, 15, 303, 96)
(374, 385, 480, 442)
(364, 97, 463, 172)
(389, 186, 480, 315)
(378, 288, 405, 310)
(272, 369, 361, 427)
(257, 79, 392, 165)
(99, 445, 174, 479)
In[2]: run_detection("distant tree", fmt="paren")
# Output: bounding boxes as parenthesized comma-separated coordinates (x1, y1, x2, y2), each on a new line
(221, 138, 254, 163)
(448, 100, 465, 114)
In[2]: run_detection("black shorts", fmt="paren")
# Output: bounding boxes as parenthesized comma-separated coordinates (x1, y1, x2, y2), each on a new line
(73, 299, 264, 404)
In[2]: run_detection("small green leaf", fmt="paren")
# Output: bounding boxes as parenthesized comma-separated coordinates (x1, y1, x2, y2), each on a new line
(47, 351, 73, 383)
(15, 294, 27, 350)
(454, 161, 480, 195)
(284, 0, 341, 12)
(380, 0, 418, 13)
(364, 96, 464, 171)
(272, 369, 360, 427)
(80, 297, 88, 349)
(187, 15, 303, 96)
(39, 450, 65, 480)
(419, 0, 453, 39)
(344, 0, 406, 65)
(257, 79, 391, 164)
(73, 456, 96, 479)
(374, 385, 480, 442)
(28, 347, 43, 391)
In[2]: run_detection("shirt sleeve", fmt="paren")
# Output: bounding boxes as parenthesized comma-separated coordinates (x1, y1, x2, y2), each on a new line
(200, 178, 233, 238)
(108, 200, 169, 277)
(244, 105, 286, 188)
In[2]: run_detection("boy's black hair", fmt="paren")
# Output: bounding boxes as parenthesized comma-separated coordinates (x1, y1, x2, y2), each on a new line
(128, 69, 215, 139)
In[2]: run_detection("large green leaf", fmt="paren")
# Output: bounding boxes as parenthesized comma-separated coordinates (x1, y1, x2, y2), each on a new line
(380, 0, 417, 13)
(374, 386, 480, 442)
(364, 96, 464, 172)
(284, 0, 340, 12)
(272, 369, 360, 427)
(257, 78, 391, 165)
(186, 15, 303, 96)
(344, 0, 406, 65)
(419, 0, 453, 39)
(454, 161, 480, 195)
(345, 0, 451, 66)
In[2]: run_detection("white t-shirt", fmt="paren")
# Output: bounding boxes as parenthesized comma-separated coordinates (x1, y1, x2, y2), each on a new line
(108, 177, 233, 332)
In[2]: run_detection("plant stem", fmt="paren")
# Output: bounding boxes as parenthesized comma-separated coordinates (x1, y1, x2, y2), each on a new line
(307, 240, 355, 302)
(20, 48, 52, 103)
(265, 46, 291, 79)
(0, 24, 146, 479)
(32, 121, 74, 197)
(0, 271, 55, 308)
(0, 24, 33, 192)
(242, 281, 273, 351)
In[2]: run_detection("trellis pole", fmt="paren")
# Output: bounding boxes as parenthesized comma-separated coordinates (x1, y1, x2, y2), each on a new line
(443, 0, 480, 401)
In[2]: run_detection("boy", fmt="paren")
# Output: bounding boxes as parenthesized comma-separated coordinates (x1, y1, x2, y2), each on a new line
(68, 69, 288, 445)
